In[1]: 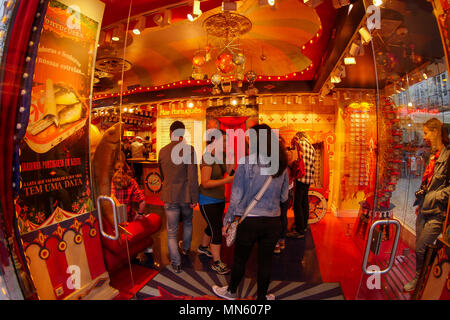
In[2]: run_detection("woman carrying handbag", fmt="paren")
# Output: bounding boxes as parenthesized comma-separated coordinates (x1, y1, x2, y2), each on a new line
(212, 124, 289, 301)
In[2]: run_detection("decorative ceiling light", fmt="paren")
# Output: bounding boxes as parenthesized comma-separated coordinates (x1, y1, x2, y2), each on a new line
(231, 98, 238, 105)
(373, 0, 383, 6)
(268, 0, 276, 6)
(198, 12, 252, 93)
(133, 16, 146, 35)
(344, 57, 356, 65)
(187, 101, 194, 108)
(187, 0, 202, 21)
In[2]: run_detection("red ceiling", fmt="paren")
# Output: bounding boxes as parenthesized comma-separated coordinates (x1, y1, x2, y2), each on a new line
(95, 0, 338, 92)
(100, 0, 226, 28)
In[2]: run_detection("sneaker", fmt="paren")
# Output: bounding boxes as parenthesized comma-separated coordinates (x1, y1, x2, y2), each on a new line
(279, 239, 285, 250)
(198, 245, 213, 257)
(266, 294, 275, 300)
(212, 285, 236, 300)
(403, 277, 418, 292)
(273, 243, 281, 254)
(211, 260, 230, 275)
(178, 240, 189, 256)
(286, 231, 305, 239)
(171, 264, 182, 274)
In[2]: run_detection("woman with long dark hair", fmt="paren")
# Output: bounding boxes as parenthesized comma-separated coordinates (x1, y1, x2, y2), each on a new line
(212, 124, 289, 300)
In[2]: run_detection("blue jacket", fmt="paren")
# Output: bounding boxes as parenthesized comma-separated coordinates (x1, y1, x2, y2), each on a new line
(224, 154, 289, 224)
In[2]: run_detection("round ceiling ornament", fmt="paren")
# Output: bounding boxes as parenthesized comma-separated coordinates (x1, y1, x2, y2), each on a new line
(216, 52, 236, 74)
(95, 57, 132, 73)
(233, 52, 246, 65)
(203, 12, 252, 40)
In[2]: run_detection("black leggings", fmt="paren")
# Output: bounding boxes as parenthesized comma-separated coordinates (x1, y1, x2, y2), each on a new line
(199, 202, 225, 245)
(228, 217, 281, 300)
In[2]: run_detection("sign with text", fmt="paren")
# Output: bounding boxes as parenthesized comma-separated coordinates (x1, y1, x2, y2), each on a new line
(16, 0, 101, 235)
(158, 102, 204, 119)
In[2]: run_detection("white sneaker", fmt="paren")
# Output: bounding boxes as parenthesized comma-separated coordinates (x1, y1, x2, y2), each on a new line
(266, 294, 275, 300)
(212, 285, 236, 300)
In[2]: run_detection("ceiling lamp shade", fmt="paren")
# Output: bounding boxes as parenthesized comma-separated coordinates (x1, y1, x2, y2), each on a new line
(111, 25, 122, 41)
(187, 0, 202, 21)
(359, 27, 372, 44)
(331, 75, 341, 83)
(133, 16, 146, 35)
(222, 0, 237, 11)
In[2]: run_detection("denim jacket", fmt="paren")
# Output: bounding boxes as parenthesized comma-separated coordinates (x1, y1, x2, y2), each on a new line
(224, 154, 289, 224)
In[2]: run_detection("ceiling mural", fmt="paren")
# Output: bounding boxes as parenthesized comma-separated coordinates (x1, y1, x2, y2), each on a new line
(95, 0, 337, 93)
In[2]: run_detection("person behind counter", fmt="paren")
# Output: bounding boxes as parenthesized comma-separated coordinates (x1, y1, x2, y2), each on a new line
(158, 121, 199, 273)
(198, 129, 234, 274)
(143, 135, 152, 158)
(131, 136, 145, 186)
(404, 118, 450, 292)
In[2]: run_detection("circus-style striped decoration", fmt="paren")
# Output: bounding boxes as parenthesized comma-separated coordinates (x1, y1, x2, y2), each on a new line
(137, 266, 344, 300)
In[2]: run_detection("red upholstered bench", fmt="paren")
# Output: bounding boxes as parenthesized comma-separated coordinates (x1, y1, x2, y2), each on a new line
(100, 213, 162, 272)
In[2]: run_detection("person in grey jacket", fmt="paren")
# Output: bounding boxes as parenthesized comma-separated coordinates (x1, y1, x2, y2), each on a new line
(158, 121, 199, 273)
(404, 118, 450, 292)
(212, 124, 289, 300)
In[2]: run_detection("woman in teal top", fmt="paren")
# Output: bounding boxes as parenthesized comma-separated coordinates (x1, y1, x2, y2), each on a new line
(198, 129, 234, 274)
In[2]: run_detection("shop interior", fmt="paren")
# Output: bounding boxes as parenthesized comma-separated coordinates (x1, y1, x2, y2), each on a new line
(0, 0, 449, 301)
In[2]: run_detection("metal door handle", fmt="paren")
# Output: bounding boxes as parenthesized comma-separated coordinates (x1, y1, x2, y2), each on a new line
(362, 219, 401, 275)
(97, 195, 119, 240)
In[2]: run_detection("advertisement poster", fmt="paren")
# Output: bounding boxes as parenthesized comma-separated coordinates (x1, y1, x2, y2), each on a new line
(16, 0, 99, 235)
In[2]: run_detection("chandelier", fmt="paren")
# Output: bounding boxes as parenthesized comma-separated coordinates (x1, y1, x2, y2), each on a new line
(191, 12, 258, 95)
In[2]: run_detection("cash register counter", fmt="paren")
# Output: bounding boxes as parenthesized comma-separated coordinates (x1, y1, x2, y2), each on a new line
(126, 157, 208, 269)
